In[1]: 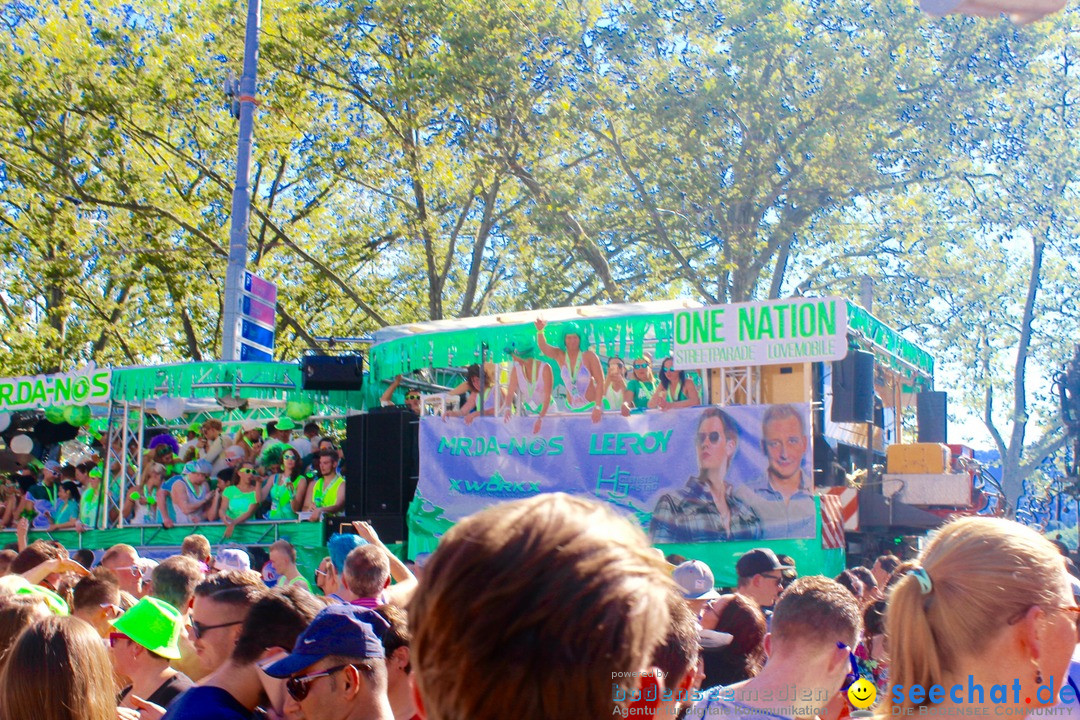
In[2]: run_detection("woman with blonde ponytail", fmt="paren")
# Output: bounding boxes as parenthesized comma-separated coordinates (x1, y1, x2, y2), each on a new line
(883, 517, 1077, 717)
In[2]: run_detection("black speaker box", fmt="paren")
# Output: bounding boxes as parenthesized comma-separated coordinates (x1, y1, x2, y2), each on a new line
(917, 391, 948, 443)
(32, 419, 80, 446)
(831, 350, 875, 423)
(301, 355, 364, 392)
(344, 411, 419, 517)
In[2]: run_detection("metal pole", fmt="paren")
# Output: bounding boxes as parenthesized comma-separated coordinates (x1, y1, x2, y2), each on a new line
(119, 402, 131, 529)
(221, 0, 262, 361)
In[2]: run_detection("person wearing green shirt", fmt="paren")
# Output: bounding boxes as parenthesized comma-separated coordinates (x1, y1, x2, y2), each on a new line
(269, 539, 310, 592)
(295, 450, 345, 523)
(258, 448, 302, 521)
(626, 355, 659, 412)
(48, 481, 81, 531)
(219, 462, 260, 540)
(77, 469, 103, 531)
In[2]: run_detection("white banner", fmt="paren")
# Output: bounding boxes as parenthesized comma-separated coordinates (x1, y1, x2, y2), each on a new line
(0, 366, 112, 411)
(672, 297, 848, 369)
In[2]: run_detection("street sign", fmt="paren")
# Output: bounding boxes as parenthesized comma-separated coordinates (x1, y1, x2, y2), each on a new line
(241, 319, 274, 349)
(240, 271, 276, 361)
(244, 271, 277, 304)
(240, 294, 275, 326)
(240, 343, 273, 362)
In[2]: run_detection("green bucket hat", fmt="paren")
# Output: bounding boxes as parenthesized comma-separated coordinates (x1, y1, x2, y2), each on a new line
(15, 583, 70, 616)
(111, 596, 183, 659)
(276, 416, 297, 431)
(503, 338, 538, 360)
(88, 465, 103, 479)
(187, 421, 202, 434)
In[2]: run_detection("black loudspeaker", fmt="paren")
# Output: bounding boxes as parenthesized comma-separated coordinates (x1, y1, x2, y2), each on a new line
(917, 391, 948, 443)
(344, 411, 419, 517)
(831, 350, 875, 423)
(301, 355, 364, 391)
(32, 419, 80, 446)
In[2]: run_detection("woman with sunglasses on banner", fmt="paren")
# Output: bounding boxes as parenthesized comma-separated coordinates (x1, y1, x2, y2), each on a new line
(883, 516, 1078, 718)
(217, 461, 262, 540)
(650, 407, 760, 543)
(259, 448, 303, 521)
(649, 356, 701, 411)
(535, 317, 606, 423)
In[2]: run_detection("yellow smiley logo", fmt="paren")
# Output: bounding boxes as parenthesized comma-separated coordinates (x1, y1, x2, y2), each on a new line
(847, 678, 877, 709)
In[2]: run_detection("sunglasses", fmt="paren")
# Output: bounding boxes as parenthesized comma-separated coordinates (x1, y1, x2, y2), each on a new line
(663, 366, 676, 373)
(405, 394, 421, 400)
(283, 454, 299, 461)
(108, 632, 130, 648)
(697, 431, 723, 445)
(633, 363, 649, 369)
(837, 643, 860, 691)
(190, 619, 243, 640)
(1008, 604, 1080, 640)
(237, 468, 256, 476)
(286, 665, 352, 701)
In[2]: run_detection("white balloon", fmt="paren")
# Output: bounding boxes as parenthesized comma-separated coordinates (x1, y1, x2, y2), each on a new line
(10, 434, 33, 454)
(155, 396, 186, 421)
(0, 413, 9, 433)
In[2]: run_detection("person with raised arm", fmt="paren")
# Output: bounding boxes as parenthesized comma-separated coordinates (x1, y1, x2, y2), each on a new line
(534, 317, 605, 423)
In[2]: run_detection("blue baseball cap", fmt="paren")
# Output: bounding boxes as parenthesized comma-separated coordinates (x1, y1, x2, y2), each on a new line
(263, 605, 389, 678)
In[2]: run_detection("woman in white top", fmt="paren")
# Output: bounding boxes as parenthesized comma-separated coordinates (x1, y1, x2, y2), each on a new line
(601, 356, 633, 417)
(170, 463, 211, 524)
(534, 318, 605, 422)
(447, 364, 505, 425)
(503, 340, 554, 434)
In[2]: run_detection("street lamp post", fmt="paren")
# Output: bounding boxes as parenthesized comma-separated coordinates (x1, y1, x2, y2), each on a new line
(221, 0, 262, 361)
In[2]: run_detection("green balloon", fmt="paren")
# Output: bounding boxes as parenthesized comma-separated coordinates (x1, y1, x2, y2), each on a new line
(63, 405, 91, 427)
(285, 400, 314, 421)
(44, 406, 66, 424)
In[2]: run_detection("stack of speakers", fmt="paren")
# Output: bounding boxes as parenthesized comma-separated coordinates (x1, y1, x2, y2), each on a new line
(832, 350, 947, 442)
(341, 411, 419, 545)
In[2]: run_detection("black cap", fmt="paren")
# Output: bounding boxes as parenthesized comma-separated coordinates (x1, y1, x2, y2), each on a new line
(735, 548, 793, 579)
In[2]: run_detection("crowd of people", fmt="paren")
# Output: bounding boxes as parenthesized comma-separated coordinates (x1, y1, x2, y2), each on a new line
(0, 492, 1072, 720)
(0, 419, 346, 532)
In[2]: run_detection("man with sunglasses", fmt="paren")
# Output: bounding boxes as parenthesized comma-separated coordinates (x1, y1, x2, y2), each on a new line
(111, 596, 192, 711)
(264, 604, 394, 720)
(735, 548, 793, 618)
(71, 566, 122, 638)
(685, 576, 862, 720)
(188, 570, 266, 676)
(651, 408, 760, 543)
(100, 542, 145, 597)
(380, 373, 423, 415)
(163, 585, 323, 720)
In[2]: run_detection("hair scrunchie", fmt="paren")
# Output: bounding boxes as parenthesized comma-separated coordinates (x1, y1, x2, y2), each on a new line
(910, 567, 933, 595)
